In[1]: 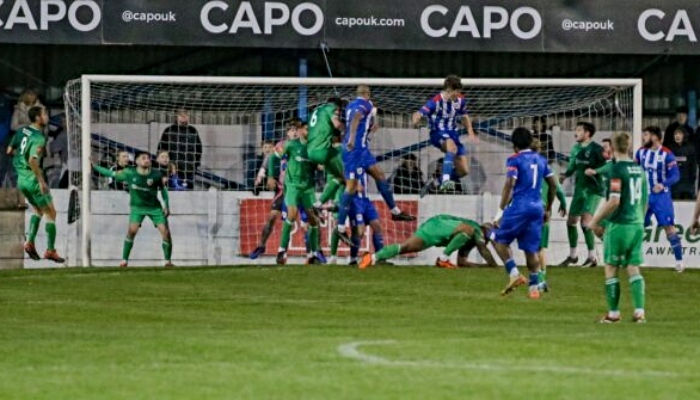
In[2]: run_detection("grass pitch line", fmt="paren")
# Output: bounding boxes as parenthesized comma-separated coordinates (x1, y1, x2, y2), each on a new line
(338, 340, 684, 378)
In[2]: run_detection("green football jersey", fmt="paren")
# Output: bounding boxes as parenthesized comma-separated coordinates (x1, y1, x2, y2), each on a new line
(430, 215, 483, 243)
(13, 125, 46, 183)
(307, 103, 339, 152)
(568, 141, 606, 196)
(114, 167, 166, 209)
(274, 139, 314, 190)
(607, 160, 647, 225)
(596, 159, 615, 198)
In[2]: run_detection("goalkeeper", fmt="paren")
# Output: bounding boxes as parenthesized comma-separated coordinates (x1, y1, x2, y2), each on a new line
(92, 152, 173, 267)
(359, 215, 494, 269)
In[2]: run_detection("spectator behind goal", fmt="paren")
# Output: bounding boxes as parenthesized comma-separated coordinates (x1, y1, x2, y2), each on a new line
(109, 150, 132, 191)
(156, 150, 187, 191)
(668, 127, 697, 200)
(663, 105, 694, 150)
(392, 153, 425, 194)
(157, 109, 202, 189)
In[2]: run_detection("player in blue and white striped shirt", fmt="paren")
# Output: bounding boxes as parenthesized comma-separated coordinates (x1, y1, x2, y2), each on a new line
(412, 75, 477, 193)
(635, 126, 683, 272)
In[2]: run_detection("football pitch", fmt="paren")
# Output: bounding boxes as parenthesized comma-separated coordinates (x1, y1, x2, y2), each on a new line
(0, 265, 698, 400)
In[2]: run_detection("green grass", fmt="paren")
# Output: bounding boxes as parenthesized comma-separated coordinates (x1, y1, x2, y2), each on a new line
(1, 266, 699, 400)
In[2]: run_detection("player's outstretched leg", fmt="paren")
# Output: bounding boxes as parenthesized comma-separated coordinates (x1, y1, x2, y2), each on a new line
(157, 223, 173, 267)
(367, 165, 415, 221)
(41, 202, 64, 263)
(559, 215, 580, 266)
(24, 208, 43, 261)
(359, 236, 425, 270)
(435, 232, 469, 269)
(599, 264, 622, 323)
(250, 210, 281, 260)
(493, 242, 526, 296)
(121, 223, 140, 268)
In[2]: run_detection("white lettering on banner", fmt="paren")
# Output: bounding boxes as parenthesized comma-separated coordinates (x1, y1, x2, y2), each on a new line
(638, 9, 697, 42)
(420, 5, 542, 39)
(200, 1, 323, 36)
(0, 0, 100, 31)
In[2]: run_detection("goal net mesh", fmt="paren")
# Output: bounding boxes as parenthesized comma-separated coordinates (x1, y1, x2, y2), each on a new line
(64, 79, 635, 265)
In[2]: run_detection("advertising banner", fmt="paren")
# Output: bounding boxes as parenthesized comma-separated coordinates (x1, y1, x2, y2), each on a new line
(3, 0, 700, 54)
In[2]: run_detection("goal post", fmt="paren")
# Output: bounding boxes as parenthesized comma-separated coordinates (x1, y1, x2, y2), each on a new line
(65, 76, 642, 267)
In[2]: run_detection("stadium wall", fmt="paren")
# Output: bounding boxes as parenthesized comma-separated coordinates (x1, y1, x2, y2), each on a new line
(22, 190, 698, 269)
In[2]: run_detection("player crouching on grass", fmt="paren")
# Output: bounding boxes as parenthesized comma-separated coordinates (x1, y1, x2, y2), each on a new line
(92, 152, 173, 267)
(491, 128, 557, 299)
(587, 132, 647, 323)
(358, 215, 493, 269)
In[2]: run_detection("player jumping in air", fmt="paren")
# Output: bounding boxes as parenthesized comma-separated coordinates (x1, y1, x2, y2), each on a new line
(250, 119, 300, 259)
(336, 85, 415, 245)
(588, 131, 648, 323)
(9, 106, 64, 263)
(359, 215, 493, 269)
(558, 122, 607, 267)
(412, 75, 477, 194)
(271, 122, 324, 265)
(308, 97, 346, 204)
(93, 152, 173, 267)
(492, 128, 556, 299)
(634, 126, 683, 272)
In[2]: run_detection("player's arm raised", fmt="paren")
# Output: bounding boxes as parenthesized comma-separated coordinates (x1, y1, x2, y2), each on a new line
(93, 164, 130, 182)
(412, 97, 436, 126)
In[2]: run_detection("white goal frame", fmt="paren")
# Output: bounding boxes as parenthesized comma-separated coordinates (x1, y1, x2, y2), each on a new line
(77, 75, 643, 267)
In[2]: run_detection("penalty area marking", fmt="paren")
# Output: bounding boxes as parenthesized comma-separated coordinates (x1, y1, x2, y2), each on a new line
(338, 340, 684, 378)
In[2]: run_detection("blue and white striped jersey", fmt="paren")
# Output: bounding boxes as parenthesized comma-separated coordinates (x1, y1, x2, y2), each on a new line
(344, 97, 374, 150)
(634, 146, 680, 193)
(418, 93, 469, 132)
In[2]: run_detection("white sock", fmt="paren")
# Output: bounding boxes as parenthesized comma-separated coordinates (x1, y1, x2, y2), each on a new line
(509, 268, 521, 278)
(608, 310, 620, 318)
(634, 308, 645, 316)
(308, 252, 314, 259)
(314, 201, 322, 208)
(329, 256, 337, 264)
(391, 207, 401, 215)
(278, 247, 286, 253)
(442, 174, 451, 182)
(569, 248, 577, 258)
(338, 225, 346, 233)
(371, 254, 377, 263)
(439, 254, 450, 262)
(588, 250, 596, 259)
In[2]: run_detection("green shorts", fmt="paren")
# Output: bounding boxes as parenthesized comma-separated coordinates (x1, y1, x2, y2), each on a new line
(18, 178, 53, 209)
(569, 190, 602, 216)
(603, 223, 644, 268)
(130, 207, 167, 226)
(308, 147, 343, 180)
(540, 222, 550, 249)
(414, 217, 462, 248)
(284, 186, 316, 209)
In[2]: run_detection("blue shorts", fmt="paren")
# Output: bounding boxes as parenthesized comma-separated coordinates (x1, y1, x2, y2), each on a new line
(492, 203, 543, 254)
(281, 203, 308, 223)
(645, 192, 675, 227)
(430, 130, 467, 156)
(343, 147, 377, 180)
(350, 197, 379, 227)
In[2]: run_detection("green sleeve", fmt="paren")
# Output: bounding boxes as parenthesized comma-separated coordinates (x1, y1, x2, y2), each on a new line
(29, 136, 45, 159)
(595, 162, 612, 176)
(93, 165, 116, 178)
(555, 183, 567, 209)
(594, 144, 607, 168)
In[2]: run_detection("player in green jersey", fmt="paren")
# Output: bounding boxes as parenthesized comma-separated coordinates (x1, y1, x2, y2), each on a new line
(358, 215, 493, 269)
(271, 125, 324, 265)
(9, 106, 64, 263)
(531, 139, 567, 292)
(589, 132, 648, 323)
(307, 97, 345, 182)
(93, 152, 173, 267)
(559, 122, 607, 267)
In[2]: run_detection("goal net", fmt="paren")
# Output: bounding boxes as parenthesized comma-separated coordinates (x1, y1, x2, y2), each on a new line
(64, 77, 641, 267)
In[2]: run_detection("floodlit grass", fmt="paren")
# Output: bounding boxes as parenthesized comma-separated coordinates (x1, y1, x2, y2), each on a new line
(0, 266, 698, 399)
